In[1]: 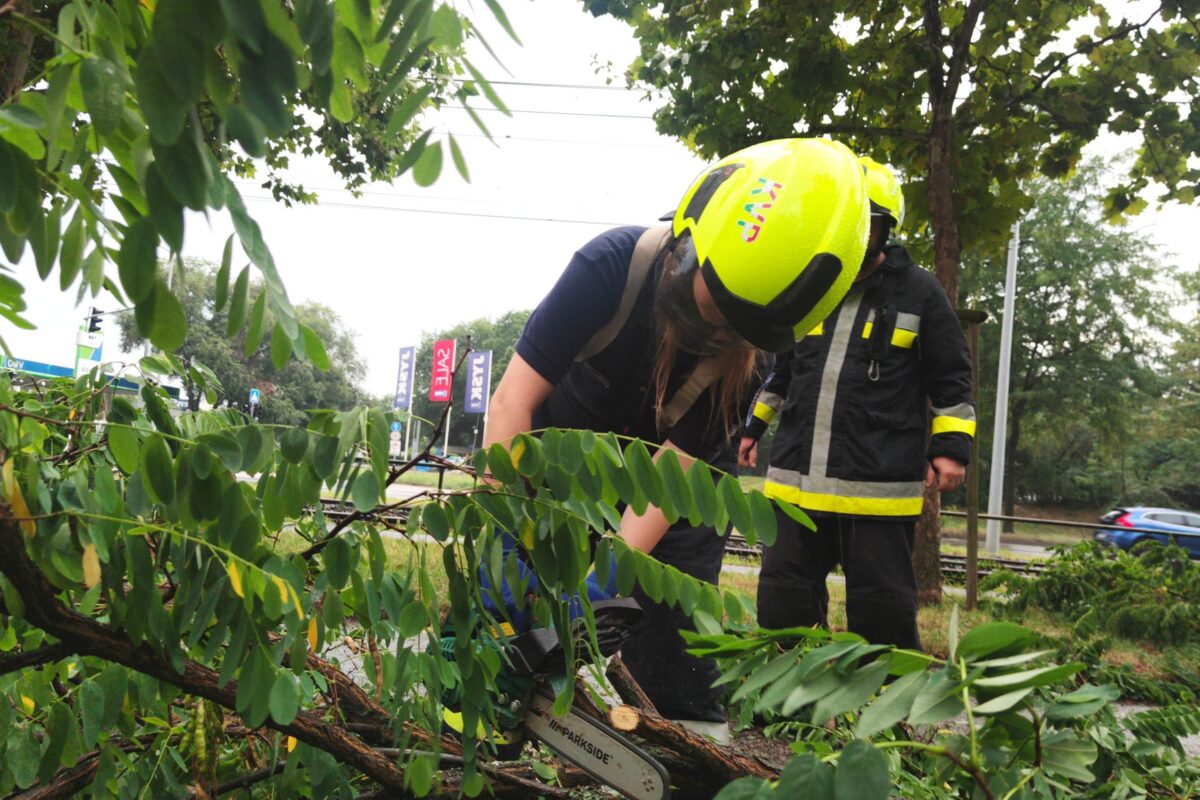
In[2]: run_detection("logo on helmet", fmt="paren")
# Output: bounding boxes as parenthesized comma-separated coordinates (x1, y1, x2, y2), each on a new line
(737, 178, 784, 243)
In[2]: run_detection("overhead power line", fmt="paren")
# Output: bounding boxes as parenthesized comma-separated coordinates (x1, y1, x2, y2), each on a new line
(487, 79, 633, 91)
(445, 106, 654, 120)
(239, 193, 631, 227)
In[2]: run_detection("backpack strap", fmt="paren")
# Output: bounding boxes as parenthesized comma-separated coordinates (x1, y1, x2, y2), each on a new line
(575, 224, 672, 362)
(660, 356, 722, 429)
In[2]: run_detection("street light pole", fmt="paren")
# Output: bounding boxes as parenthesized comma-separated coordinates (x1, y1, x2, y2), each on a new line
(986, 222, 1021, 555)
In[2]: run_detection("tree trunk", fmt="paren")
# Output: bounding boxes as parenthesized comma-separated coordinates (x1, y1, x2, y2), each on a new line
(913, 114, 962, 604)
(913, 480, 942, 605)
(0, 2, 33, 103)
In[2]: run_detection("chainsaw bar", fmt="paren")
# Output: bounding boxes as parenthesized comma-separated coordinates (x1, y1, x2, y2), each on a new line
(523, 689, 670, 800)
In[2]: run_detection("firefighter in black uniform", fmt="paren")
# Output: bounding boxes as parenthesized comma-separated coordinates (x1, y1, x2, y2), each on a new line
(739, 157, 976, 649)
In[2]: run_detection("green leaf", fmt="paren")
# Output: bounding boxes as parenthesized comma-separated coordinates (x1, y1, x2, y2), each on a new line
(397, 602, 427, 637)
(712, 778, 773, 800)
(0, 140, 17, 214)
(301, 324, 331, 370)
(145, 279, 188, 352)
(834, 740, 889, 800)
(324, 537, 352, 590)
(269, 670, 303, 725)
(381, 0, 432, 74)
(447, 134, 469, 181)
(80, 57, 125, 135)
(1041, 730, 1097, 782)
(747, 491, 777, 547)
(687, 459, 718, 525)
(775, 754, 833, 799)
(226, 265, 250, 336)
(776, 498, 815, 530)
(198, 431, 242, 471)
(463, 58, 510, 115)
(280, 427, 309, 463)
(811, 659, 889, 726)
(118, 218, 158, 304)
(481, 0, 520, 44)
(141, 434, 176, 505)
(214, 237, 233, 310)
(107, 426, 141, 474)
(313, 435, 339, 479)
(973, 662, 1084, 690)
(135, 45, 186, 143)
(956, 622, 1038, 661)
(244, 293, 268, 355)
(412, 140, 443, 187)
(718, 475, 753, 542)
(973, 687, 1033, 715)
(0, 105, 43, 129)
(855, 668, 927, 737)
(270, 321, 292, 368)
(351, 470, 380, 512)
(58, 208, 86, 290)
(145, 164, 184, 252)
(407, 753, 435, 797)
(384, 85, 435, 139)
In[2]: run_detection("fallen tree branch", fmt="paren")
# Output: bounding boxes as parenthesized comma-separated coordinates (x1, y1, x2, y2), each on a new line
(0, 510, 412, 793)
(0, 641, 75, 677)
(608, 705, 777, 786)
(605, 654, 659, 715)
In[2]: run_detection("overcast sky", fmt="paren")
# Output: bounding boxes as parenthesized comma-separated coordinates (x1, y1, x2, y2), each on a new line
(7, 0, 1199, 398)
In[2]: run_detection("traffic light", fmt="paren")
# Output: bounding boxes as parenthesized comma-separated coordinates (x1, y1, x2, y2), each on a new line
(86, 308, 102, 333)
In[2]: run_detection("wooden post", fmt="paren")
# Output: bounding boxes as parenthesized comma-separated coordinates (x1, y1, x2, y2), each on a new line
(957, 308, 988, 610)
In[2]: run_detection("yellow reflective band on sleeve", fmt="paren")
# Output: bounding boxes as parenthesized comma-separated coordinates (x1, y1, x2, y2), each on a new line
(807, 321, 824, 336)
(861, 321, 873, 339)
(764, 481, 924, 517)
(932, 416, 977, 436)
(753, 401, 778, 424)
(891, 328, 918, 348)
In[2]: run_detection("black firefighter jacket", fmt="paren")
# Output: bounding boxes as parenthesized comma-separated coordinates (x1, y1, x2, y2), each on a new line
(743, 244, 975, 518)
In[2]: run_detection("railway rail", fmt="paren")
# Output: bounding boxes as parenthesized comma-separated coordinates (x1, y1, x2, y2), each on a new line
(314, 501, 1050, 578)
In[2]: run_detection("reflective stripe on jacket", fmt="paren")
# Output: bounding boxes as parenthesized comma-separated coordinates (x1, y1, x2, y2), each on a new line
(743, 244, 975, 518)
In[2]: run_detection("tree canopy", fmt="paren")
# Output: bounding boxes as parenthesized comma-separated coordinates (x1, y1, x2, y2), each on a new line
(960, 158, 1180, 512)
(586, 0, 1200, 301)
(0, 0, 512, 357)
(117, 261, 365, 422)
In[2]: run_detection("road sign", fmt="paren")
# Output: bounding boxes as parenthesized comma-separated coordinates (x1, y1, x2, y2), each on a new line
(390, 420, 402, 434)
(249, 388, 261, 405)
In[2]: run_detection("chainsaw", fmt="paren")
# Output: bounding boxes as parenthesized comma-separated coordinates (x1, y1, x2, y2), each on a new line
(440, 598, 670, 800)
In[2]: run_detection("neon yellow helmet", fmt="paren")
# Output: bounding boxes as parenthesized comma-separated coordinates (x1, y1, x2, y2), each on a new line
(859, 156, 905, 232)
(672, 138, 869, 353)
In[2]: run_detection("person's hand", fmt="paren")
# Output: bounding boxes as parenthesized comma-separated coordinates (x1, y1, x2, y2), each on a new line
(738, 436, 758, 469)
(926, 456, 965, 492)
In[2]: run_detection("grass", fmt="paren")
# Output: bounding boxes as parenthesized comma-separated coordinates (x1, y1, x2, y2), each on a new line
(393, 469, 478, 491)
(717, 562, 1198, 685)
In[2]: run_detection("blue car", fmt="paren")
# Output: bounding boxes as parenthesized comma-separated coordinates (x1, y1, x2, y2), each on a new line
(1093, 506, 1200, 559)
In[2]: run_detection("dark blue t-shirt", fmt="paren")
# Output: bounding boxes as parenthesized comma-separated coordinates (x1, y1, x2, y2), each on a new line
(516, 226, 737, 470)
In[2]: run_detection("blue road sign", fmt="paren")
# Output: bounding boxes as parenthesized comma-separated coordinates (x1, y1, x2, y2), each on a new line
(249, 388, 261, 405)
(390, 420, 402, 433)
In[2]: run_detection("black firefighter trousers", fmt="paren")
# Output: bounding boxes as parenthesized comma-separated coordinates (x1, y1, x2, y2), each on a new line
(621, 521, 729, 722)
(757, 509, 923, 651)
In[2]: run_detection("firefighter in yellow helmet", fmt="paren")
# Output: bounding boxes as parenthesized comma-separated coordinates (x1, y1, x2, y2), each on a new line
(740, 155, 976, 651)
(481, 138, 870, 740)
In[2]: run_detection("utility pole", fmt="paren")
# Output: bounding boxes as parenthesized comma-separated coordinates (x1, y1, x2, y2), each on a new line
(986, 222, 1021, 555)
